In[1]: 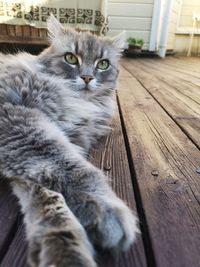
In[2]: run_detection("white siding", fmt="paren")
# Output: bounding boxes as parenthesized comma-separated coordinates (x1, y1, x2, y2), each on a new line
(175, 0, 200, 55)
(179, 0, 200, 27)
(107, 0, 154, 50)
(167, 0, 182, 50)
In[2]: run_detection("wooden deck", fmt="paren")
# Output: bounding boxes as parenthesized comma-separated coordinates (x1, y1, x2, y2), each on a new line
(0, 56, 200, 267)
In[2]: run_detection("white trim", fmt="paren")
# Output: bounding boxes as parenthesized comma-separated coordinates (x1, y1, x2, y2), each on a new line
(158, 0, 174, 58)
(176, 27, 200, 35)
(176, 0, 183, 30)
(149, 0, 162, 51)
(101, 0, 108, 18)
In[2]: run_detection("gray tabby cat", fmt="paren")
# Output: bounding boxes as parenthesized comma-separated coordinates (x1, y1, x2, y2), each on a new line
(0, 15, 138, 267)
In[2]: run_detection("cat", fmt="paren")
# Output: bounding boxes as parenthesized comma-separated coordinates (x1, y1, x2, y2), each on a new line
(0, 15, 138, 267)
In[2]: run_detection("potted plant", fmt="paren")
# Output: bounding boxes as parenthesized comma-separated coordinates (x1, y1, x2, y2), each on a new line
(125, 37, 144, 54)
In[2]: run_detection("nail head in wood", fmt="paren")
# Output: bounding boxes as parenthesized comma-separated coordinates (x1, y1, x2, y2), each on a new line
(104, 164, 111, 171)
(151, 170, 159, 176)
(196, 167, 200, 174)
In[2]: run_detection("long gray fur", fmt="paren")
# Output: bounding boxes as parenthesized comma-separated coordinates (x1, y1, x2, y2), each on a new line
(0, 15, 138, 267)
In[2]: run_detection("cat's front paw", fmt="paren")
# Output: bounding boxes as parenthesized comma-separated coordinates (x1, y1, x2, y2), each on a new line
(28, 229, 97, 267)
(91, 197, 139, 251)
(26, 188, 97, 267)
(77, 192, 139, 252)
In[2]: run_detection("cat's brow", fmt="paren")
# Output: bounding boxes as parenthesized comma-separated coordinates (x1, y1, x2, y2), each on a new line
(100, 47, 104, 59)
(75, 41, 79, 55)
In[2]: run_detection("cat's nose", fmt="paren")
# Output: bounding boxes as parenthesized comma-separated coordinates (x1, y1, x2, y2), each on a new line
(80, 75, 94, 84)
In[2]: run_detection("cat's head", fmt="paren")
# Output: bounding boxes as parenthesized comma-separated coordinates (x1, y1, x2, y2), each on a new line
(39, 15, 124, 95)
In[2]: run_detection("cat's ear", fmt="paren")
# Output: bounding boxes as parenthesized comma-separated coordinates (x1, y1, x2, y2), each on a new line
(47, 14, 65, 40)
(112, 31, 126, 50)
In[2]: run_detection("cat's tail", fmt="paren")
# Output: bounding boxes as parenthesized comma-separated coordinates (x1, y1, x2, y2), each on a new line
(11, 179, 97, 267)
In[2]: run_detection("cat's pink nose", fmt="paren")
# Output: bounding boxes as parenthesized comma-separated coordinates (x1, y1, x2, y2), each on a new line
(80, 75, 94, 84)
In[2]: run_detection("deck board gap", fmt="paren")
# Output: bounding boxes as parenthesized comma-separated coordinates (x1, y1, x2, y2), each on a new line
(0, 215, 20, 265)
(116, 94, 157, 267)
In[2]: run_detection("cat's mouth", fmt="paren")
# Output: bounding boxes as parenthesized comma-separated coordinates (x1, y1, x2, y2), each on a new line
(83, 84, 90, 90)
(68, 79, 101, 92)
(80, 84, 95, 91)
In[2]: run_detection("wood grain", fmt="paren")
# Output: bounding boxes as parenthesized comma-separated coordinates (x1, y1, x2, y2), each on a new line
(6, 25, 15, 37)
(0, 24, 7, 35)
(22, 25, 31, 37)
(0, 25, 48, 45)
(117, 70, 200, 267)
(121, 58, 200, 149)
(90, 107, 147, 267)
(14, 25, 23, 37)
(1, 220, 28, 267)
(0, 180, 20, 264)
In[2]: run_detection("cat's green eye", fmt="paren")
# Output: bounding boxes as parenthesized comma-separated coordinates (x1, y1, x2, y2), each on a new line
(97, 59, 110, 70)
(64, 53, 78, 65)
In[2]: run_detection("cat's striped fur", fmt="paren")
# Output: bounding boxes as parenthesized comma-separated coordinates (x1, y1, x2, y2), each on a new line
(0, 15, 138, 267)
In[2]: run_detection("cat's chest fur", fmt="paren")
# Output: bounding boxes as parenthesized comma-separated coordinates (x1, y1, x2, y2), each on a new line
(0, 54, 115, 151)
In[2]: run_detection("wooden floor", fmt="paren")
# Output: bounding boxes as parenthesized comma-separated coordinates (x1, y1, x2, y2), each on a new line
(0, 56, 200, 267)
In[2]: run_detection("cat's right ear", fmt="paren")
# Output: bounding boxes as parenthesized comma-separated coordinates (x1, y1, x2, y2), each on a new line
(112, 31, 126, 51)
(47, 14, 65, 40)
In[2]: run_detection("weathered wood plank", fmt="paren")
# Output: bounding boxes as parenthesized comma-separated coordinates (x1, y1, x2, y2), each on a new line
(39, 28, 48, 38)
(0, 180, 20, 264)
(152, 56, 200, 77)
(121, 58, 200, 149)
(22, 25, 31, 37)
(30, 27, 39, 38)
(136, 58, 200, 89)
(1, 220, 28, 267)
(14, 25, 23, 37)
(0, 25, 48, 45)
(0, 36, 49, 45)
(6, 25, 16, 37)
(0, 24, 7, 35)
(91, 109, 147, 267)
(117, 71, 200, 267)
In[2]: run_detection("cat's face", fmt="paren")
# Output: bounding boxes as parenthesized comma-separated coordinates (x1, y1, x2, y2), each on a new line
(39, 15, 124, 95)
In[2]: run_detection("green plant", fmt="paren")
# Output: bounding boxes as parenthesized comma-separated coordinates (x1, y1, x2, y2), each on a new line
(127, 37, 144, 46)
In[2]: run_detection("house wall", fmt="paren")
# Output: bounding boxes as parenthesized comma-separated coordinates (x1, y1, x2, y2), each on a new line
(167, 0, 182, 50)
(106, 0, 200, 55)
(107, 0, 154, 50)
(179, 0, 200, 28)
(172, 0, 200, 55)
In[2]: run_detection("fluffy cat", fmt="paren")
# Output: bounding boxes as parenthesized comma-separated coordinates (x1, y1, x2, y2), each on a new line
(0, 15, 138, 267)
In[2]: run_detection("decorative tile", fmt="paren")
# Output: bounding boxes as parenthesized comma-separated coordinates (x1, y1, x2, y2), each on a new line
(41, 7, 57, 22)
(0, 1, 103, 31)
(24, 6, 39, 21)
(77, 9, 93, 24)
(95, 10, 104, 26)
(59, 8, 75, 24)
(6, 3, 22, 18)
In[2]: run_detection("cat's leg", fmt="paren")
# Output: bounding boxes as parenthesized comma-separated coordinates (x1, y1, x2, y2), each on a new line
(11, 179, 97, 267)
(0, 103, 138, 253)
(63, 168, 139, 252)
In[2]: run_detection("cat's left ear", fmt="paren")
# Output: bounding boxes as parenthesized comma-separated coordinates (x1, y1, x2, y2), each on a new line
(47, 14, 65, 40)
(112, 31, 126, 51)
